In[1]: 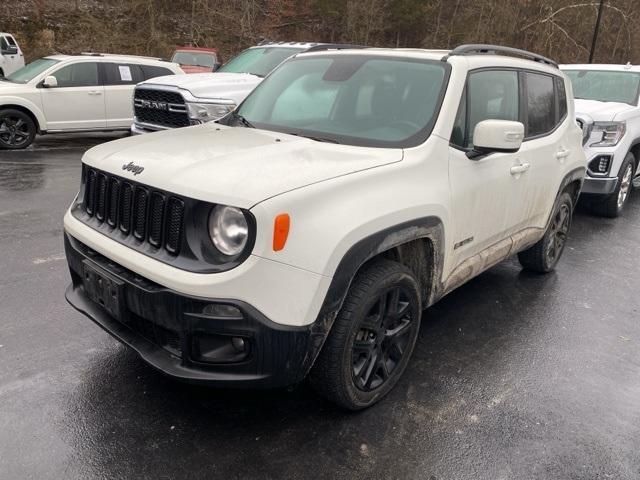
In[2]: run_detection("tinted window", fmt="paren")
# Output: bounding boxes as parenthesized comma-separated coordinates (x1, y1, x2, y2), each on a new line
(235, 55, 447, 148)
(51, 62, 99, 87)
(454, 70, 519, 149)
(6, 36, 17, 46)
(526, 72, 555, 137)
(564, 70, 640, 105)
(0, 37, 8, 50)
(141, 65, 173, 80)
(557, 77, 567, 120)
(103, 63, 144, 85)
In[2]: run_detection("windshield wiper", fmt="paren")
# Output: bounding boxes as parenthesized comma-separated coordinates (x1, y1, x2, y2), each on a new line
(286, 132, 340, 144)
(231, 111, 254, 128)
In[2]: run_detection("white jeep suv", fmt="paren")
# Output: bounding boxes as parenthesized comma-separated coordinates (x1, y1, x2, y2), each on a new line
(64, 45, 586, 409)
(561, 64, 640, 216)
(131, 42, 334, 133)
(0, 53, 183, 149)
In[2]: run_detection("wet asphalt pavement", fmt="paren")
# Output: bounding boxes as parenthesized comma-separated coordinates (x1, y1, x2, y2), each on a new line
(0, 133, 639, 480)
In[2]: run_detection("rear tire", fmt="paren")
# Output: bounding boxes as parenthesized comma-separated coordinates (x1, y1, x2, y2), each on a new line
(591, 153, 635, 218)
(518, 192, 573, 273)
(0, 108, 36, 150)
(310, 259, 422, 410)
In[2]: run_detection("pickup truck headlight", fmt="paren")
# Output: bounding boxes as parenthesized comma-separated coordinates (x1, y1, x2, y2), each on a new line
(590, 121, 626, 147)
(187, 101, 236, 123)
(208, 205, 249, 256)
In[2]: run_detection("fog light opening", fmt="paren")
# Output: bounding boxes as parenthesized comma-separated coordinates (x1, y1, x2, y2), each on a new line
(231, 336, 246, 353)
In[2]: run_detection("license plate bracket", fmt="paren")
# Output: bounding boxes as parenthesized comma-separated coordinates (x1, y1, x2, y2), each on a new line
(82, 260, 125, 321)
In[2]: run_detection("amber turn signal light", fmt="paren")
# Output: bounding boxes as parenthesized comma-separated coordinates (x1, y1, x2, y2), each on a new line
(273, 214, 290, 251)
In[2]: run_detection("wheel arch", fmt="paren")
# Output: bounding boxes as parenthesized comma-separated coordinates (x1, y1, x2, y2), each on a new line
(0, 102, 44, 133)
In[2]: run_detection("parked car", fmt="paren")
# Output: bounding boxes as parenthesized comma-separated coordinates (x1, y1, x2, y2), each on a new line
(131, 42, 330, 134)
(561, 64, 640, 216)
(171, 46, 221, 74)
(0, 53, 183, 149)
(0, 33, 24, 77)
(64, 44, 586, 409)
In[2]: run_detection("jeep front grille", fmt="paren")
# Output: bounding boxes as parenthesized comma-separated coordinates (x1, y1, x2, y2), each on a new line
(81, 167, 184, 255)
(134, 87, 190, 129)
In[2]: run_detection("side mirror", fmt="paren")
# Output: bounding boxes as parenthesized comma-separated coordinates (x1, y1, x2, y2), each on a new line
(42, 75, 58, 88)
(467, 119, 524, 160)
(1, 45, 18, 55)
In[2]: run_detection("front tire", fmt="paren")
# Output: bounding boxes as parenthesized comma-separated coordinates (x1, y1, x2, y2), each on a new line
(518, 191, 573, 273)
(591, 153, 635, 218)
(310, 259, 422, 410)
(0, 109, 36, 150)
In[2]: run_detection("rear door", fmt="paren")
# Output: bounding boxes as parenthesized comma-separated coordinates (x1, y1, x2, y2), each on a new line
(102, 62, 144, 128)
(40, 61, 106, 130)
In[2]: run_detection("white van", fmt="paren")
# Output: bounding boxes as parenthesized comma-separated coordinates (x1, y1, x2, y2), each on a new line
(0, 33, 24, 77)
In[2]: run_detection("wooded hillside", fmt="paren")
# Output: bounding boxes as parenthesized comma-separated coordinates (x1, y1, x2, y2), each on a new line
(1, 0, 638, 64)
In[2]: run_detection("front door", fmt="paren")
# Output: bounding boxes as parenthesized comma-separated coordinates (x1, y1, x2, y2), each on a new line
(448, 69, 532, 269)
(40, 61, 106, 130)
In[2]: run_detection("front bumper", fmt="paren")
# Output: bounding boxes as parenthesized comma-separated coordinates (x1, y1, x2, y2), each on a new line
(64, 233, 325, 387)
(581, 176, 618, 195)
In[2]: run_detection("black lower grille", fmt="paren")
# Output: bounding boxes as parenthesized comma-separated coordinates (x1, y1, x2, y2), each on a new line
(80, 167, 184, 256)
(134, 87, 190, 128)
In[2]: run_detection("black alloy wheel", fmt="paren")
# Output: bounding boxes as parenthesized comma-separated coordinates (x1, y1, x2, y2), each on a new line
(0, 109, 36, 149)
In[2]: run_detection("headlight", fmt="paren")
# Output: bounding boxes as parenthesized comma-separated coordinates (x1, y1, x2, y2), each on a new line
(208, 205, 249, 256)
(590, 121, 626, 147)
(187, 101, 236, 123)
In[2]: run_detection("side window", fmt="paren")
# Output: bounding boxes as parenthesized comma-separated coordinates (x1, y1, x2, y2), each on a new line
(452, 70, 519, 149)
(103, 63, 144, 85)
(525, 72, 555, 137)
(556, 77, 567, 121)
(6, 36, 17, 46)
(51, 62, 99, 87)
(140, 65, 173, 80)
(0, 37, 8, 51)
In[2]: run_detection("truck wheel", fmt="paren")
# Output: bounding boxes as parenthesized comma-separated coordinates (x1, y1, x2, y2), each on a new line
(518, 191, 573, 273)
(591, 153, 635, 218)
(0, 109, 36, 150)
(310, 259, 421, 410)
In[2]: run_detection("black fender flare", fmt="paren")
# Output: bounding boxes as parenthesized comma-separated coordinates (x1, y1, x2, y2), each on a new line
(302, 216, 445, 374)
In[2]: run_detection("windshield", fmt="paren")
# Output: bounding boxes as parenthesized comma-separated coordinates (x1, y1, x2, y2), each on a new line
(172, 51, 216, 68)
(217, 47, 304, 77)
(6, 58, 59, 84)
(564, 69, 640, 105)
(233, 55, 448, 147)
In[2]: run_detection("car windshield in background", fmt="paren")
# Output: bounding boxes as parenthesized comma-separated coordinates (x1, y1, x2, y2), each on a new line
(564, 70, 640, 105)
(217, 47, 304, 77)
(5, 58, 59, 84)
(234, 55, 448, 148)
(172, 51, 216, 68)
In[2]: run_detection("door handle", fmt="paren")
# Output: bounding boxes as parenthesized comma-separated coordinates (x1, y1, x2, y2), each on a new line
(556, 148, 571, 159)
(88, 90, 102, 96)
(510, 163, 531, 175)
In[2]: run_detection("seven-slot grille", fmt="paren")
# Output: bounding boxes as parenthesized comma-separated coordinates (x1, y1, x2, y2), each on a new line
(82, 167, 184, 255)
(133, 87, 190, 129)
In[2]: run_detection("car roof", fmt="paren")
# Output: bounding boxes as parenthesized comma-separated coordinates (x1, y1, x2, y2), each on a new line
(560, 63, 640, 73)
(174, 46, 219, 53)
(44, 53, 176, 65)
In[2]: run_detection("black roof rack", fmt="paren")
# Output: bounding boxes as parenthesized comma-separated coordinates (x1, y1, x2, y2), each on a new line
(304, 43, 367, 53)
(443, 44, 558, 68)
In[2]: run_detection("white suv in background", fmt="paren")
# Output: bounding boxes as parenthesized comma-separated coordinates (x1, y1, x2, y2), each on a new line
(64, 45, 586, 409)
(131, 42, 333, 133)
(0, 53, 183, 149)
(0, 33, 24, 77)
(562, 64, 640, 216)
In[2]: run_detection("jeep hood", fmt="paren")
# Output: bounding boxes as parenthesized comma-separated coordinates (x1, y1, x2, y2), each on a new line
(574, 99, 636, 122)
(82, 124, 402, 208)
(141, 72, 261, 101)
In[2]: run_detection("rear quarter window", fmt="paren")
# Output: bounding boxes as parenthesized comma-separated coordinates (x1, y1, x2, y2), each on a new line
(525, 72, 556, 137)
(141, 65, 174, 80)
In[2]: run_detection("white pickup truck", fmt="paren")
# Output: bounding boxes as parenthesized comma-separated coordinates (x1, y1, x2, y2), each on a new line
(0, 33, 24, 77)
(561, 64, 640, 216)
(131, 42, 331, 134)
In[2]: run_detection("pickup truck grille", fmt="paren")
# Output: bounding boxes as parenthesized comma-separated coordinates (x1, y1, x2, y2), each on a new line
(134, 87, 190, 129)
(82, 167, 184, 255)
